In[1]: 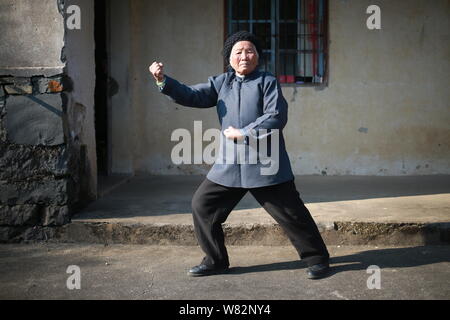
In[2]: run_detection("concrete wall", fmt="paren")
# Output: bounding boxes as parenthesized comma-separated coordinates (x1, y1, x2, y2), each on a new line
(64, 0, 97, 201)
(0, 0, 97, 240)
(109, 0, 134, 174)
(289, 0, 450, 175)
(0, 0, 65, 77)
(112, 0, 224, 175)
(113, 0, 449, 176)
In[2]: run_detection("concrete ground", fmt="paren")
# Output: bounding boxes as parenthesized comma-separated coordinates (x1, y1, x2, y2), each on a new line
(3, 176, 448, 303)
(0, 243, 449, 300)
(58, 175, 450, 246)
(89, 175, 450, 225)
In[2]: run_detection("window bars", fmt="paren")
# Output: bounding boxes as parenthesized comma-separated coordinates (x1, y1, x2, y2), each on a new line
(227, 0, 328, 85)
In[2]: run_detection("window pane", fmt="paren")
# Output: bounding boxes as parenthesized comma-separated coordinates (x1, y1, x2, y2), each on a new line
(253, 23, 271, 50)
(279, 0, 297, 21)
(279, 53, 296, 78)
(298, 53, 314, 78)
(279, 23, 297, 49)
(259, 52, 274, 74)
(231, 22, 250, 34)
(227, 0, 327, 85)
(253, 0, 271, 20)
(317, 36, 325, 77)
(232, 0, 250, 20)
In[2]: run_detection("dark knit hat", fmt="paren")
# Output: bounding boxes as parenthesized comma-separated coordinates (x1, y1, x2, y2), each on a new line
(222, 31, 263, 64)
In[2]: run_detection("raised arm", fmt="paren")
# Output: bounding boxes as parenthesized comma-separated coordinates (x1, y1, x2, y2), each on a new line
(149, 61, 221, 109)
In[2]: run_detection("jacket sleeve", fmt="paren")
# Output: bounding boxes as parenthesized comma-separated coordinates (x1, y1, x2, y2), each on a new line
(240, 76, 288, 138)
(159, 75, 223, 109)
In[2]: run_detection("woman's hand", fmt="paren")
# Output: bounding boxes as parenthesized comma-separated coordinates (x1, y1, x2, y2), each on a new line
(224, 126, 245, 141)
(149, 62, 165, 82)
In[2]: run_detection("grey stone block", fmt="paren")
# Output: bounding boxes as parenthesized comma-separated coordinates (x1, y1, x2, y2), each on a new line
(0, 77, 14, 85)
(0, 205, 40, 226)
(0, 145, 69, 181)
(0, 226, 14, 242)
(0, 204, 70, 229)
(0, 89, 6, 142)
(32, 76, 65, 94)
(0, 127, 6, 143)
(4, 78, 33, 95)
(5, 94, 64, 146)
(33, 77, 51, 94)
(0, 86, 5, 111)
(41, 206, 70, 226)
(0, 178, 69, 206)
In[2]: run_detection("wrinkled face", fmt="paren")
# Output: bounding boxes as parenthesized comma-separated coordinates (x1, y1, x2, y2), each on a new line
(229, 41, 259, 76)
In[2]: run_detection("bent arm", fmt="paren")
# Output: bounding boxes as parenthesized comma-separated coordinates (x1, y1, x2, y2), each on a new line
(159, 75, 222, 109)
(240, 77, 288, 138)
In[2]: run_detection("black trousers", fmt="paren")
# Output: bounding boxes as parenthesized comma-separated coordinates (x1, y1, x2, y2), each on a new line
(191, 178, 330, 268)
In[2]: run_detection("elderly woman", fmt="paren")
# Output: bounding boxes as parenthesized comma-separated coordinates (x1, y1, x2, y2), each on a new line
(149, 31, 330, 279)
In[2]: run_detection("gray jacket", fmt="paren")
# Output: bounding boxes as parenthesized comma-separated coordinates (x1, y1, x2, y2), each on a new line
(160, 69, 294, 188)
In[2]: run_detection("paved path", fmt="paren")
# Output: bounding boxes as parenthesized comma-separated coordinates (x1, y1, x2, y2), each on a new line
(1, 243, 448, 300)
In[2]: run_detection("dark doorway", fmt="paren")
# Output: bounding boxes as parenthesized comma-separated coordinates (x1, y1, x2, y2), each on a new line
(94, 0, 109, 176)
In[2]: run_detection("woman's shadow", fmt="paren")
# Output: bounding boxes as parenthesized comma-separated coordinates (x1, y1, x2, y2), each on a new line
(228, 246, 450, 278)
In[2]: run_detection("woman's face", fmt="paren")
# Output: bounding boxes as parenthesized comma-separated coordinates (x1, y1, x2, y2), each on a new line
(229, 41, 259, 76)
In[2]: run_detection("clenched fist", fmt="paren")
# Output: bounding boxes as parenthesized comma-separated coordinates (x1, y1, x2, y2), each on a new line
(149, 62, 165, 82)
(224, 126, 245, 141)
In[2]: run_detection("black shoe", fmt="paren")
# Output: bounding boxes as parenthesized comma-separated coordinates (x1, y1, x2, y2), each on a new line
(307, 263, 330, 280)
(188, 264, 229, 277)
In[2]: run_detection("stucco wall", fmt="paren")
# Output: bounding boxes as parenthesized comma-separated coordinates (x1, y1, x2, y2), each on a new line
(0, 0, 65, 77)
(111, 0, 224, 175)
(286, 0, 450, 175)
(109, 0, 134, 174)
(64, 0, 97, 200)
(114, 0, 450, 176)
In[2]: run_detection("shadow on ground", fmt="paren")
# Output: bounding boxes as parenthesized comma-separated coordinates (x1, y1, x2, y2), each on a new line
(228, 246, 450, 278)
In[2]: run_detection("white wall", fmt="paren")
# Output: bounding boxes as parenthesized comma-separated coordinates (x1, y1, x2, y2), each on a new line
(109, 0, 135, 174)
(111, 0, 450, 176)
(65, 0, 97, 198)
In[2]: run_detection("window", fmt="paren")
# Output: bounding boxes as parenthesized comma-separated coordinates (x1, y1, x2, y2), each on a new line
(226, 0, 328, 86)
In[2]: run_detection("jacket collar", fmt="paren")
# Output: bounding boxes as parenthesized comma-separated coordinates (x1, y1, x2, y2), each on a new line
(231, 69, 261, 83)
